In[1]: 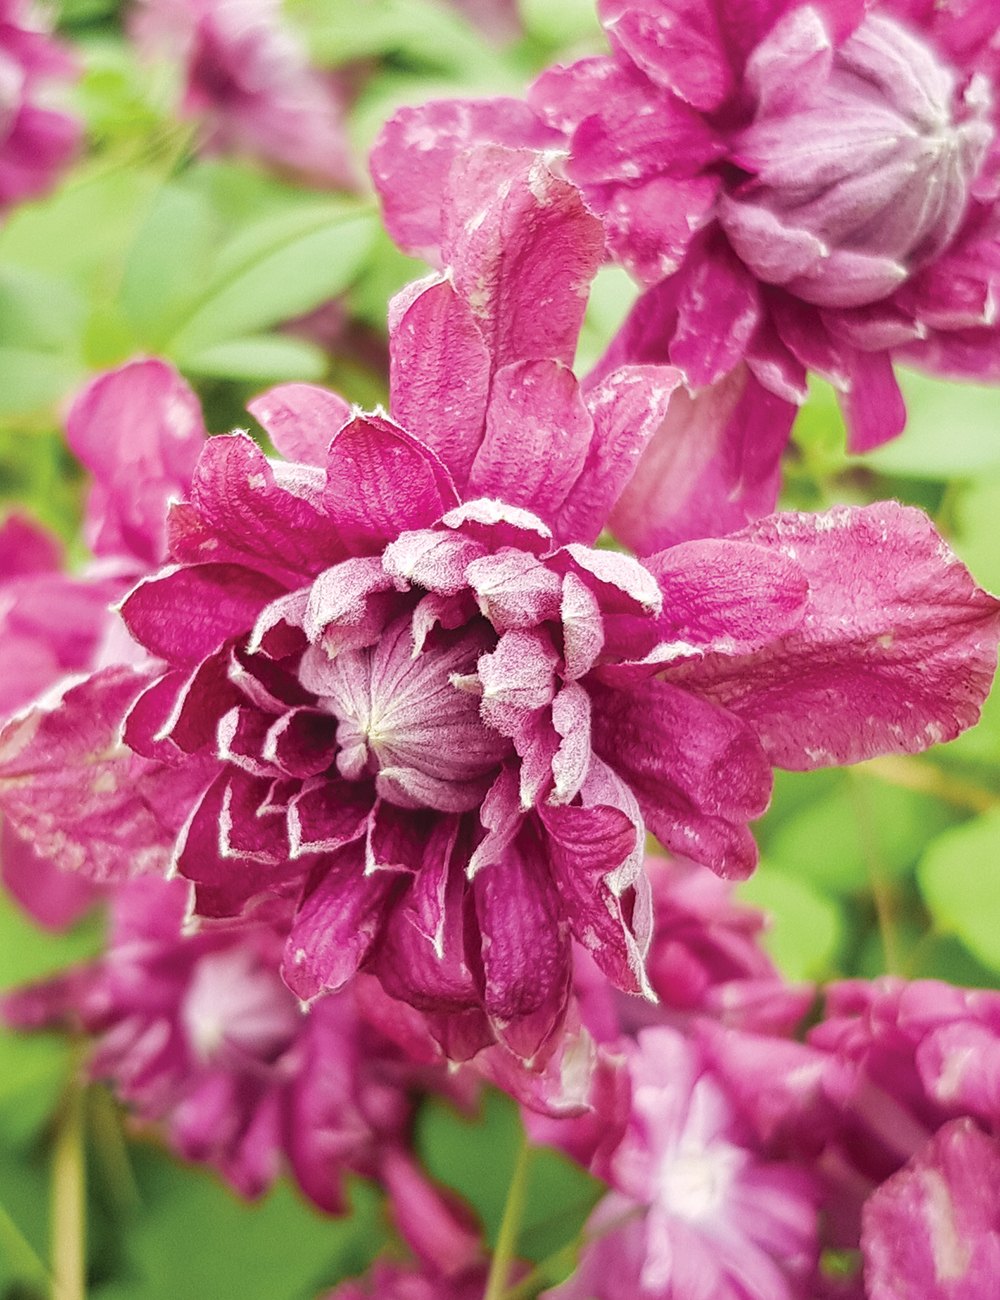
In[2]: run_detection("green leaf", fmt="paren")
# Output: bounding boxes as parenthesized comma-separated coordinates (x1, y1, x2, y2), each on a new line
(415, 1089, 603, 1263)
(0, 1029, 71, 1146)
(0, 166, 162, 297)
(180, 336, 327, 382)
(168, 206, 377, 357)
(119, 183, 219, 347)
(918, 807, 1000, 973)
(574, 265, 638, 377)
(0, 889, 104, 992)
(0, 349, 84, 416)
(762, 776, 959, 895)
(290, 0, 506, 76)
(95, 1150, 386, 1300)
(737, 864, 843, 981)
(864, 369, 1000, 478)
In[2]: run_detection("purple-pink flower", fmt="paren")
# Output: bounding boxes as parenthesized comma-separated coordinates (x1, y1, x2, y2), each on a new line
(3, 873, 465, 1213)
(549, 1025, 821, 1300)
(131, 0, 355, 187)
(372, 0, 1000, 547)
(862, 1117, 1000, 1299)
(0, 0, 79, 212)
(0, 150, 996, 1076)
(0, 358, 207, 928)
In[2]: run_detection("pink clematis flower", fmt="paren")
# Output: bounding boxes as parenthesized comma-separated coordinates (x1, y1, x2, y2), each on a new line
(0, 149, 996, 1073)
(0, 358, 208, 928)
(0, 0, 80, 213)
(372, 0, 1000, 547)
(548, 1025, 821, 1300)
(3, 872, 472, 1215)
(131, 0, 355, 187)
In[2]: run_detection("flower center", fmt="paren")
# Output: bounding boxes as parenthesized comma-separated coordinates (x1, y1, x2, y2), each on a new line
(659, 1140, 742, 1223)
(299, 614, 511, 813)
(182, 946, 301, 1065)
(718, 9, 994, 308)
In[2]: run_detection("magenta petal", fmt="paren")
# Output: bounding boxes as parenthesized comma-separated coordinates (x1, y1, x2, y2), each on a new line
(590, 678, 771, 878)
(556, 364, 681, 546)
(0, 667, 211, 883)
(841, 348, 907, 453)
(601, 0, 734, 112)
(667, 502, 1000, 768)
(645, 537, 809, 657)
(0, 819, 99, 930)
(370, 98, 563, 263)
(541, 801, 646, 993)
(121, 563, 287, 667)
(283, 844, 401, 999)
(608, 364, 796, 551)
(0, 512, 62, 578)
(443, 147, 605, 372)
(176, 769, 298, 918)
(388, 276, 491, 491)
(325, 413, 459, 553)
(609, 174, 720, 287)
(247, 383, 351, 467)
(669, 237, 762, 388)
(174, 432, 345, 583)
(472, 825, 571, 1061)
(286, 777, 372, 858)
(66, 358, 206, 567)
(468, 360, 594, 526)
(862, 1119, 1000, 1299)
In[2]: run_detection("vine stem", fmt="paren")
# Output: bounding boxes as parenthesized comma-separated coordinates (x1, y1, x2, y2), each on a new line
(849, 771, 903, 976)
(51, 1081, 86, 1300)
(483, 1136, 532, 1300)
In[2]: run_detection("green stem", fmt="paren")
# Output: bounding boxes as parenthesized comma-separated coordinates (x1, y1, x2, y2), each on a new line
(86, 1086, 139, 1213)
(483, 1137, 532, 1300)
(0, 1196, 50, 1290)
(849, 771, 903, 976)
(51, 1083, 86, 1300)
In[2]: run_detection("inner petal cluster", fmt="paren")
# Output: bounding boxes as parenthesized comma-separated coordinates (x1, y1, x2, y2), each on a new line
(299, 612, 510, 813)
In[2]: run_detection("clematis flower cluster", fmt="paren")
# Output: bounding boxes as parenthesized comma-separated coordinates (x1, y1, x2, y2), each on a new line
(372, 0, 1000, 547)
(1, 146, 996, 1095)
(2, 17, 1000, 1292)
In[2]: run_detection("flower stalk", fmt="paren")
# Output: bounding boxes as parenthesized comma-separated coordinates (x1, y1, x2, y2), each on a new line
(50, 1080, 86, 1300)
(484, 1136, 532, 1300)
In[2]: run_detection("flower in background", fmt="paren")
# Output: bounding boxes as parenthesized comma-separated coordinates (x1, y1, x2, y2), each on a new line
(0, 148, 996, 1084)
(0, 0, 80, 212)
(549, 1026, 820, 1300)
(2, 873, 476, 1220)
(131, 0, 355, 187)
(0, 358, 208, 928)
(372, 0, 1000, 547)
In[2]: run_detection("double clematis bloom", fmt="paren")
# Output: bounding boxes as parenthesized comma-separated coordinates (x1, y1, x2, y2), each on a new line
(372, 0, 1000, 547)
(131, 0, 355, 187)
(0, 147, 997, 1076)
